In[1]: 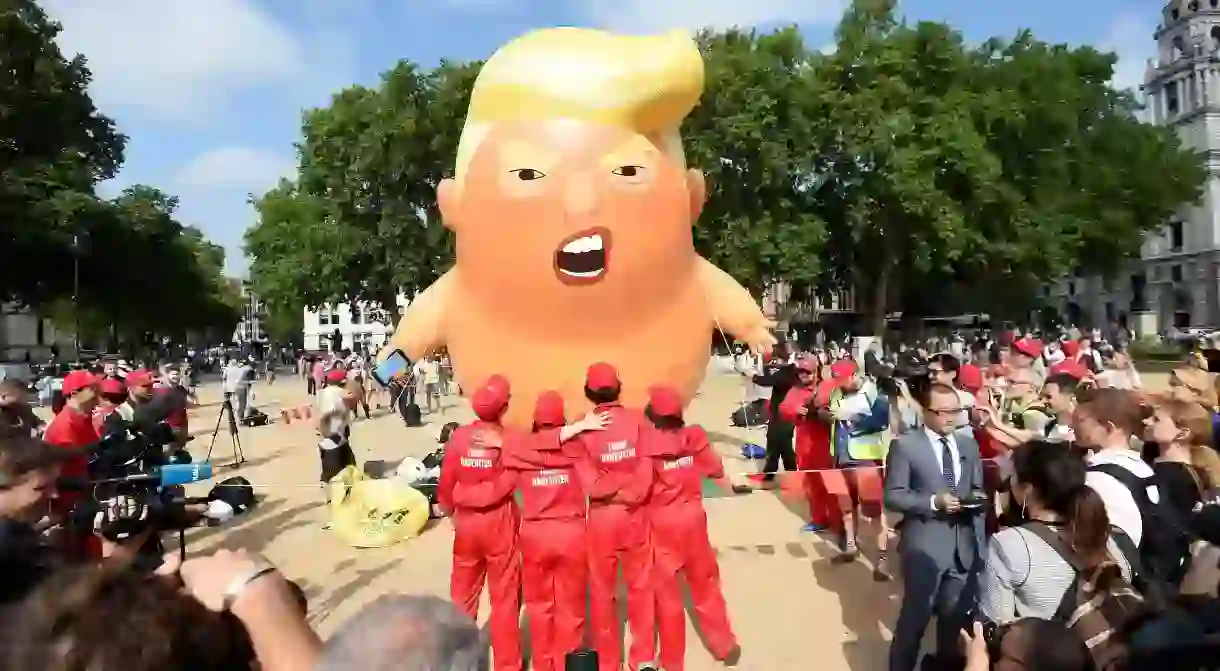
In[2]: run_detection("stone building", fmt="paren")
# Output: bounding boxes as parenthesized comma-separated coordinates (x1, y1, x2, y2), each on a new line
(1046, 0, 1220, 334)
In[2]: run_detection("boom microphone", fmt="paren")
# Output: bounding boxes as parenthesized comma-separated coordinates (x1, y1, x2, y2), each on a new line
(90, 462, 214, 487)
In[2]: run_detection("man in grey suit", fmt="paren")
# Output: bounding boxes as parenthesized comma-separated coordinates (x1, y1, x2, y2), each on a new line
(884, 383, 986, 671)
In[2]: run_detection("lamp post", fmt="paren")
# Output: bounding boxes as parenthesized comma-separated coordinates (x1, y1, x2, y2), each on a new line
(72, 233, 80, 358)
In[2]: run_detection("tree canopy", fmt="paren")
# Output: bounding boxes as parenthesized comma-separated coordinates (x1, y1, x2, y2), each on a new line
(246, 0, 1205, 334)
(1, 0, 238, 349)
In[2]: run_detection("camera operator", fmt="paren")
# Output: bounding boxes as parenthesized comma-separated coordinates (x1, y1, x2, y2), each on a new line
(747, 342, 798, 486)
(0, 432, 75, 605)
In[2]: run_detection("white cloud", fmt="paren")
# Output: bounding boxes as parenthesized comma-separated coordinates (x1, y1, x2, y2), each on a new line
(1100, 11, 1157, 92)
(174, 147, 294, 193)
(579, 0, 848, 33)
(41, 0, 307, 121)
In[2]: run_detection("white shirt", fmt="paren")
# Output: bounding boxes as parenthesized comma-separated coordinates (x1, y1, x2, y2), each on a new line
(317, 385, 350, 445)
(925, 427, 962, 509)
(1086, 448, 1159, 546)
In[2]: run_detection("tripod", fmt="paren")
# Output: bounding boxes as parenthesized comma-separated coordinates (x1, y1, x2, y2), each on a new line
(206, 392, 246, 468)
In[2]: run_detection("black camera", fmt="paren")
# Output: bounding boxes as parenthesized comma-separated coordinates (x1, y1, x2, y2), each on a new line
(66, 414, 207, 566)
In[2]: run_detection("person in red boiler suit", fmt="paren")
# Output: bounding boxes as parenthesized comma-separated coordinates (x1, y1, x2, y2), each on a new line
(644, 385, 740, 671)
(437, 379, 522, 671)
(474, 391, 608, 671)
(574, 362, 657, 671)
(778, 357, 839, 532)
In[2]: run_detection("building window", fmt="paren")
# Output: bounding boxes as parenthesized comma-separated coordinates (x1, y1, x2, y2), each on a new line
(1169, 220, 1184, 251)
(1172, 264, 1184, 283)
(1167, 81, 1180, 115)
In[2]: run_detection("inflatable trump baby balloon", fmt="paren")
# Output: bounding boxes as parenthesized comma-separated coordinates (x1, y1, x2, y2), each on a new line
(383, 27, 776, 428)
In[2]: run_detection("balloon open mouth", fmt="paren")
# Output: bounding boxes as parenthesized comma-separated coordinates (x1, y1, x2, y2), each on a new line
(554, 227, 611, 285)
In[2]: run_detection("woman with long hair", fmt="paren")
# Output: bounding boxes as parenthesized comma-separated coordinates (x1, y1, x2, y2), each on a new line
(1144, 395, 1220, 584)
(981, 440, 1133, 622)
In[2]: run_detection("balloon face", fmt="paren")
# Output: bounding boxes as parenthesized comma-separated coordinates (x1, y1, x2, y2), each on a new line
(443, 120, 701, 323)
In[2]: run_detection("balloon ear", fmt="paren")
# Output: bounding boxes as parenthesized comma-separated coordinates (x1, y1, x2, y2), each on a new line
(437, 179, 459, 231)
(686, 169, 706, 222)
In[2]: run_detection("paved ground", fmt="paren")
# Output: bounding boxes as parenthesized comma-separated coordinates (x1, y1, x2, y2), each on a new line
(156, 366, 1170, 670)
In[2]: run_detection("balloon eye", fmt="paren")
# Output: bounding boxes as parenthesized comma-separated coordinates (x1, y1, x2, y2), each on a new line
(510, 169, 545, 181)
(612, 165, 644, 177)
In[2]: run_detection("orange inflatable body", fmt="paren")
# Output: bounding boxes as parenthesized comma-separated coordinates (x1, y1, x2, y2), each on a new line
(383, 28, 775, 428)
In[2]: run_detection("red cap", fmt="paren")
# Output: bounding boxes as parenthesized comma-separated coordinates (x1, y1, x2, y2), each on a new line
(1060, 340, 1080, 358)
(829, 360, 858, 380)
(486, 374, 510, 397)
(1049, 360, 1090, 380)
(647, 385, 683, 418)
(585, 362, 620, 390)
(533, 391, 566, 427)
(796, 357, 819, 373)
(62, 370, 99, 396)
(325, 368, 347, 384)
(1011, 337, 1042, 359)
(124, 369, 155, 388)
(471, 385, 508, 421)
(98, 378, 125, 396)
(957, 363, 983, 393)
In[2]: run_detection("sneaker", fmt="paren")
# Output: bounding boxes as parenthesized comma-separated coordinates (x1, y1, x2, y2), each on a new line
(836, 540, 859, 562)
(801, 522, 825, 533)
(321, 522, 333, 530)
(721, 645, 743, 666)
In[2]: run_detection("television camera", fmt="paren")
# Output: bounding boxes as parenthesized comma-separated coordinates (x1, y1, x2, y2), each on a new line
(64, 403, 215, 569)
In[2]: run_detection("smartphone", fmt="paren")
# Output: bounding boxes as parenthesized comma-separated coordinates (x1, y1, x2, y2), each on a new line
(372, 349, 411, 388)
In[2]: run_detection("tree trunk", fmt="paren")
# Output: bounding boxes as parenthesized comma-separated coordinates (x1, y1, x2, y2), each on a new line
(376, 289, 401, 329)
(865, 259, 891, 338)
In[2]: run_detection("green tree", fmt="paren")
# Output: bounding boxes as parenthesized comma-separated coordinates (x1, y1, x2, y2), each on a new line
(247, 59, 476, 320)
(684, 28, 828, 299)
(809, 0, 1205, 332)
(0, 0, 126, 305)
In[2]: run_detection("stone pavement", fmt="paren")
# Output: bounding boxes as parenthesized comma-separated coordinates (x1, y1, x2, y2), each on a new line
(161, 367, 1168, 670)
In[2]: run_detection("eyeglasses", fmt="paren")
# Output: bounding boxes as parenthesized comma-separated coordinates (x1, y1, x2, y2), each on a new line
(927, 407, 963, 417)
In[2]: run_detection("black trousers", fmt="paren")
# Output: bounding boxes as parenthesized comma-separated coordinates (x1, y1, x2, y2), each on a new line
(761, 419, 795, 481)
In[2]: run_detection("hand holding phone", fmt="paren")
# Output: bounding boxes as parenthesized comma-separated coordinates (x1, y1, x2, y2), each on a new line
(372, 350, 412, 388)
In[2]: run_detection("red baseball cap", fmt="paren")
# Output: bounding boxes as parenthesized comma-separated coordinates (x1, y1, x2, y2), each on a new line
(125, 369, 155, 388)
(1011, 337, 1042, 359)
(957, 363, 983, 393)
(1061, 340, 1081, 358)
(532, 391, 565, 428)
(829, 359, 858, 381)
(647, 385, 683, 418)
(98, 377, 125, 396)
(62, 370, 99, 396)
(471, 385, 508, 421)
(585, 362, 620, 390)
(1049, 360, 1090, 380)
(325, 369, 347, 384)
(486, 374, 511, 398)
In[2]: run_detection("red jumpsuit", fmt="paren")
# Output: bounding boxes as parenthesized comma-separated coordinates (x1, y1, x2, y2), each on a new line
(501, 428, 587, 671)
(575, 403, 656, 671)
(778, 380, 839, 530)
(439, 420, 522, 671)
(647, 425, 737, 671)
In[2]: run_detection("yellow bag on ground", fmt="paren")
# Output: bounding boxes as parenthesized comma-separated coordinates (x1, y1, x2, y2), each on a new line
(327, 466, 431, 548)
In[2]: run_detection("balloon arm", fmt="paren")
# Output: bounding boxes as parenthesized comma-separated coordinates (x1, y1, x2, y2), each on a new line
(697, 257, 777, 349)
(382, 269, 455, 362)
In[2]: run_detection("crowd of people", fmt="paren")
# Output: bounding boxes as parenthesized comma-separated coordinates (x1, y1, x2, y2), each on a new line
(726, 330, 1220, 670)
(9, 325, 1220, 670)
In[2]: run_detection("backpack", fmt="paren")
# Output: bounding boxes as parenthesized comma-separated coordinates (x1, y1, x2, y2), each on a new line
(1025, 522, 1153, 671)
(1088, 463, 1188, 593)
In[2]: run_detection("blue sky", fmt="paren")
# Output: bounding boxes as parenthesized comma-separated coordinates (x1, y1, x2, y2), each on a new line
(41, 0, 1160, 276)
